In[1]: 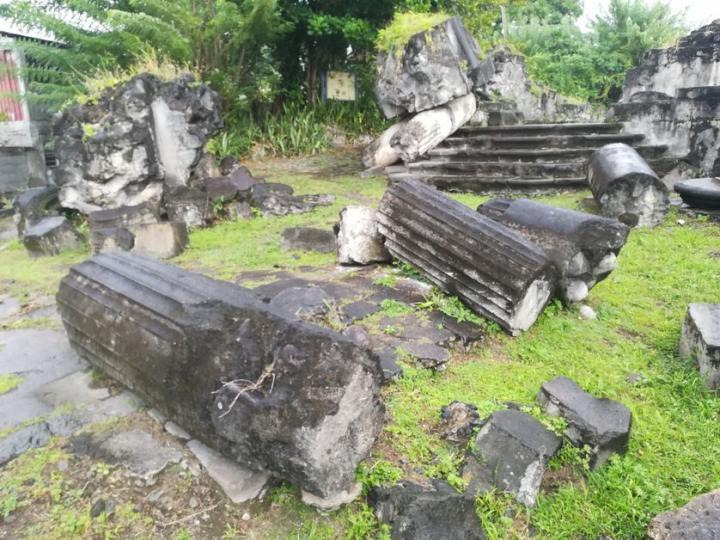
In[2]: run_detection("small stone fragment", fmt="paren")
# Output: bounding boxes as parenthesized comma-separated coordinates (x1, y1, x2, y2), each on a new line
(578, 305, 597, 320)
(23, 216, 84, 257)
(463, 409, 561, 506)
(679, 303, 720, 388)
(402, 342, 450, 371)
(0, 422, 51, 466)
(165, 421, 191, 441)
(186, 439, 271, 504)
(537, 376, 631, 469)
(335, 206, 391, 265)
(439, 401, 482, 443)
(369, 480, 486, 540)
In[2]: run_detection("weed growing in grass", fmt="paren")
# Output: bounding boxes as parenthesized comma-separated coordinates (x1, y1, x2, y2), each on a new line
(356, 461, 403, 495)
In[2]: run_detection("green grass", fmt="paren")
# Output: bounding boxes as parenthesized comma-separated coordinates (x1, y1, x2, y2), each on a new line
(0, 241, 88, 299)
(376, 12, 451, 53)
(0, 373, 22, 395)
(175, 174, 386, 279)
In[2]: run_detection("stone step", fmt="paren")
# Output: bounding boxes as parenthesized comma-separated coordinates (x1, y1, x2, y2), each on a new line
(457, 122, 623, 137)
(406, 159, 587, 178)
(443, 133, 644, 150)
(387, 172, 587, 191)
(427, 144, 668, 162)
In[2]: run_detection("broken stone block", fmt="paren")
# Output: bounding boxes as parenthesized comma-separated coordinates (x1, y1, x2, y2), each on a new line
(186, 439, 271, 503)
(440, 401, 481, 443)
(402, 342, 450, 371)
(680, 304, 720, 388)
(674, 177, 720, 210)
(56, 253, 384, 500)
(462, 409, 561, 506)
(477, 198, 629, 304)
(23, 216, 84, 257)
(647, 489, 720, 539)
(280, 227, 336, 253)
(131, 222, 188, 259)
(375, 16, 480, 119)
(391, 93, 477, 163)
(13, 186, 60, 237)
(588, 143, 670, 227)
(0, 422, 51, 466)
(249, 184, 332, 217)
(204, 176, 241, 202)
(335, 206, 391, 266)
(537, 376, 631, 469)
(88, 203, 160, 253)
(369, 480, 486, 540)
(377, 180, 558, 335)
(163, 186, 212, 228)
(89, 204, 187, 259)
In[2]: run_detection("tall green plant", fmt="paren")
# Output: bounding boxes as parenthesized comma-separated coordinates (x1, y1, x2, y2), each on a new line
(0, 0, 286, 111)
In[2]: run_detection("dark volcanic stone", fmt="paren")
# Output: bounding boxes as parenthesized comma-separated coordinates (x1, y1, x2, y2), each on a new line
(674, 177, 720, 210)
(56, 253, 385, 500)
(440, 401, 482, 443)
(537, 376, 631, 469)
(280, 227, 336, 253)
(0, 422, 51, 466)
(375, 348, 404, 383)
(23, 216, 84, 257)
(341, 300, 380, 323)
(680, 303, 720, 388)
(204, 176, 241, 202)
(369, 480, 486, 540)
(12, 186, 60, 237)
(463, 409, 561, 506)
(163, 186, 212, 228)
(228, 167, 258, 192)
(648, 489, 720, 539)
(428, 311, 486, 347)
(402, 342, 450, 371)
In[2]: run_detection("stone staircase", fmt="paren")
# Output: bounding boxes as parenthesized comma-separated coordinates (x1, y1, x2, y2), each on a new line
(386, 122, 673, 192)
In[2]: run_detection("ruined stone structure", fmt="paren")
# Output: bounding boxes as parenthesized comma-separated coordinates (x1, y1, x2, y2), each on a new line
(610, 19, 720, 180)
(387, 122, 668, 191)
(53, 73, 222, 214)
(56, 253, 384, 502)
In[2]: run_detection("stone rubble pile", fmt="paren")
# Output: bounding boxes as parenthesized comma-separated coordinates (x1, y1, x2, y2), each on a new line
(610, 19, 720, 183)
(588, 143, 670, 227)
(374, 180, 627, 334)
(377, 179, 558, 335)
(56, 253, 385, 506)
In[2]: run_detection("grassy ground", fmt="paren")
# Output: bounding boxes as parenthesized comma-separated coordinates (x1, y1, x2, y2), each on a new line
(1, 151, 720, 538)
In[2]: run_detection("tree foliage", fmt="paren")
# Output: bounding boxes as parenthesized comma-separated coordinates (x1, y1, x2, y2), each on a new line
(510, 0, 687, 101)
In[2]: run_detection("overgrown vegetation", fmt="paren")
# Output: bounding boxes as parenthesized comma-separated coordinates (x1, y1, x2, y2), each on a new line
(509, 0, 687, 100)
(376, 11, 451, 52)
(0, 373, 23, 395)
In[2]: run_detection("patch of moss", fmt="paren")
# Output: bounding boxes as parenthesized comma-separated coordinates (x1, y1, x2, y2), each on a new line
(376, 12, 450, 53)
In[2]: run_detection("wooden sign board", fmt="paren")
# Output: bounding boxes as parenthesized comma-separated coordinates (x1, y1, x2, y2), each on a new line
(325, 71, 356, 101)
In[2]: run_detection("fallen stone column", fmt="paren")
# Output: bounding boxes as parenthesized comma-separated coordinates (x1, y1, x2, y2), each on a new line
(588, 143, 670, 227)
(361, 120, 408, 169)
(391, 93, 477, 162)
(56, 253, 384, 504)
(477, 198, 630, 303)
(680, 303, 720, 389)
(376, 180, 557, 335)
